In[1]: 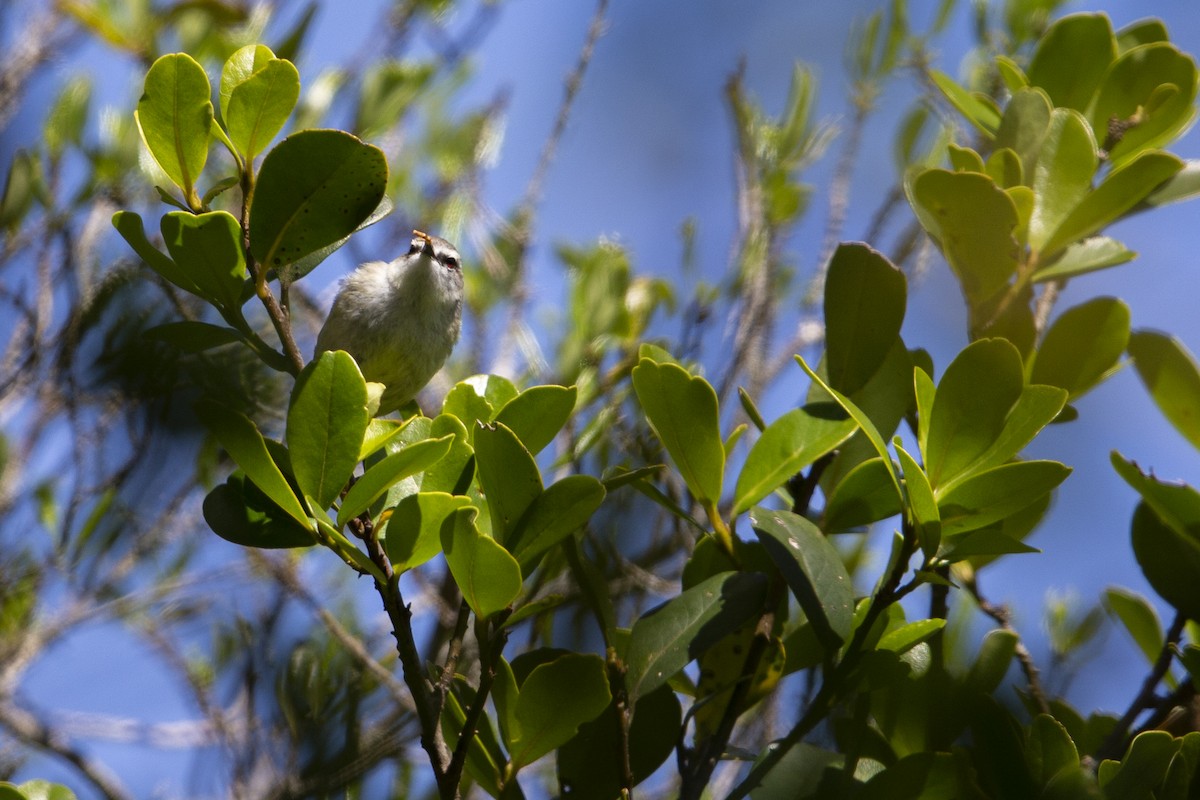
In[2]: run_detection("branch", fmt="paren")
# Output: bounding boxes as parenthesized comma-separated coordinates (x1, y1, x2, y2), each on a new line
(966, 576, 1051, 716)
(0, 701, 133, 800)
(1095, 611, 1187, 762)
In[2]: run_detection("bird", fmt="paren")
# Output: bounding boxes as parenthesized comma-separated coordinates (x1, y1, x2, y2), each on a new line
(314, 230, 463, 415)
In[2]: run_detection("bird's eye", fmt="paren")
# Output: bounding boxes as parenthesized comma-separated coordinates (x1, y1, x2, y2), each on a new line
(443, 256, 459, 270)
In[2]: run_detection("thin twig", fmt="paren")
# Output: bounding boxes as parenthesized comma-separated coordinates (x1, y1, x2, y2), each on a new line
(968, 577, 1051, 716)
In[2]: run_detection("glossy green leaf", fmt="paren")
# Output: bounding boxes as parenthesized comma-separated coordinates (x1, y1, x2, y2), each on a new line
(136, 53, 212, 202)
(930, 70, 1000, 135)
(1032, 235, 1137, 282)
(337, 435, 453, 526)
(733, 403, 857, 515)
(924, 339, 1024, 491)
(359, 419, 406, 461)
(473, 421, 542, 544)
(382, 414, 474, 498)
(442, 374, 519, 440)
(941, 529, 1040, 561)
(510, 654, 611, 770)
(751, 507, 853, 649)
(249, 130, 387, 277)
(878, 618, 945, 654)
(624, 571, 767, 703)
(956, 384, 1068, 487)
(510, 475, 605, 571)
(1128, 331, 1200, 452)
(966, 629, 1018, 695)
(1105, 587, 1164, 668)
(824, 242, 907, 395)
(914, 366, 935, 456)
(1091, 43, 1198, 168)
(1101, 731, 1177, 798)
(557, 684, 681, 799)
(986, 147, 1023, 188)
(383, 492, 472, 572)
(494, 384, 577, 456)
(995, 88, 1052, 181)
(195, 400, 309, 526)
(112, 211, 199, 294)
(1042, 151, 1183, 259)
(631, 359, 725, 504)
(440, 506, 522, 620)
(159, 210, 246, 310)
(1029, 109, 1097, 251)
(221, 46, 300, 160)
(821, 456, 903, 532)
(287, 351, 369, 511)
(909, 169, 1019, 305)
(1030, 297, 1130, 400)
(938, 460, 1071, 536)
(203, 471, 314, 549)
(1112, 452, 1200, 536)
(797, 354, 903, 502)
(1027, 13, 1116, 111)
(143, 320, 243, 353)
(896, 444, 940, 558)
(1143, 159, 1200, 208)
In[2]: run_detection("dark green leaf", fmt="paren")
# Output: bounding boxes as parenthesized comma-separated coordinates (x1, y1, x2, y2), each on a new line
(824, 242, 907, 395)
(938, 460, 1071, 536)
(1104, 587, 1164, 668)
(249, 130, 387, 278)
(942, 529, 1040, 562)
(111, 211, 199, 295)
(203, 471, 314, 549)
(821, 457, 903, 532)
(143, 321, 243, 353)
(733, 403, 857, 515)
(751, 507, 853, 649)
(1127, 331, 1200, 452)
(624, 571, 767, 703)
(965, 629, 1018, 695)
(1101, 731, 1177, 799)
(1129, 501, 1200, 623)
(287, 351, 369, 511)
(631, 359, 724, 504)
(510, 654, 611, 770)
(510, 475, 605, 572)
(1031, 298, 1130, 400)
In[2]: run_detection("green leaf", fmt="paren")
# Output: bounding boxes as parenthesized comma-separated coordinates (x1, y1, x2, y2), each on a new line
(1026, 714, 1080, 788)
(195, 400, 309, 527)
(473, 421, 542, 544)
(924, 339, 1025, 491)
(986, 147, 1024, 188)
(733, 403, 857, 515)
(1026, 13, 1116, 112)
(381, 414, 474, 498)
(966, 629, 1018, 694)
(995, 88, 1052, 182)
(440, 678, 505, 798)
(1142, 159, 1200, 208)
(203, 471, 314, 549)
(136, 53, 213, 203)
(383, 492, 472, 572)
(1041, 151, 1183, 259)
(1030, 297, 1130, 400)
(631, 359, 725, 504)
(941, 529, 1040, 562)
(287, 351, 369, 511)
(112, 211, 199, 295)
(440, 507, 522, 620)
(44, 75, 91, 159)
(557, 684, 681, 799)
(930, 70, 1000, 135)
(510, 654, 611, 770)
(751, 507, 854, 650)
(1029, 109, 1097, 252)
(821, 456, 903, 532)
(1105, 587, 1164, 668)
(824, 242, 907, 395)
(896, 444, 940, 558)
(0, 781, 78, 800)
(745, 743, 843, 800)
(510, 475, 605, 571)
(248, 129, 387, 278)
(950, 385, 1068, 487)
(877, 618, 945, 654)
(1101, 731, 1177, 799)
(1127, 331, 1200, 452)
(938, 460, 1071, 537)
(995, 56, 1028, 94)
(1127, 496, 1200, 623)
(796, 354, 902, 503)
(1032, 236, 1137, 282)
(337, 435, 453, 526)
(143, 320, 243, 353)
(159, 210, 247, 310)
(442, 374, 519, 439)
(948, 142, 985, 172)
(908, 169, 1019, 305)
(624, 571, 767, 704)
(1091, 43, 1199, 168)
(221, 46, 300, 160)
(494, 384, 577, 456)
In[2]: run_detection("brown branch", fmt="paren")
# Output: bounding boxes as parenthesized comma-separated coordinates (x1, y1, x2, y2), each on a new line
(0, 702, 132, 800)
(967, 575, 1051, 716)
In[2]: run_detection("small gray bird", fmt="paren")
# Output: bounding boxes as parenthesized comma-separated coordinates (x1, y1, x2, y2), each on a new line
(315, 230, 463, 415)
